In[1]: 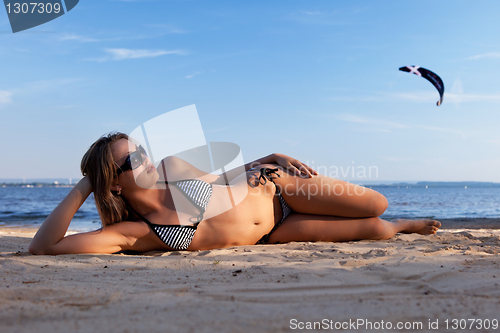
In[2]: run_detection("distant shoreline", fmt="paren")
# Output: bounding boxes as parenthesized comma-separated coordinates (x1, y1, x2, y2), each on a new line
(1, 183, 75, 188)
(0, 178, 80, 187)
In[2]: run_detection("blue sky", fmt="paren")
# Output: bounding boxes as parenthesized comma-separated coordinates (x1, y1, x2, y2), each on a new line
(1, 0, 500, 182)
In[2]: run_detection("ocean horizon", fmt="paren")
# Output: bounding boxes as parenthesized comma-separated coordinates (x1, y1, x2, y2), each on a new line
(2, 178, 500, 187)
(1, 183, 499, 232)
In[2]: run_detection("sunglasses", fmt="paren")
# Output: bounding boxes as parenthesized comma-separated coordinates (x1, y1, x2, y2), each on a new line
(116, 145, 148, 176)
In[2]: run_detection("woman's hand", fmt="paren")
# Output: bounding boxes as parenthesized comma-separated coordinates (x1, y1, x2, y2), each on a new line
(273, 153, 318, 178)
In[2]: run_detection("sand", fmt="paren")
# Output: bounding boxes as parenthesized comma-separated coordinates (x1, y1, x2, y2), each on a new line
(1, 219, 500, 333)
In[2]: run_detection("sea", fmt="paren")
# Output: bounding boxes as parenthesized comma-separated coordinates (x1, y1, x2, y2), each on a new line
(1, 184, 499, 232)
(0, 187, 101, 232)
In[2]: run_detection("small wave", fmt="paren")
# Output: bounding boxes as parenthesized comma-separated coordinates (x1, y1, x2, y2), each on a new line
(0, 211, 99, 222)
(0, 213, 49, 221)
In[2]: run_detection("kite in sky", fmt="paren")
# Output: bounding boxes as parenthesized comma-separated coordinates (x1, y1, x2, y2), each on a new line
(399, 66, 445, 106)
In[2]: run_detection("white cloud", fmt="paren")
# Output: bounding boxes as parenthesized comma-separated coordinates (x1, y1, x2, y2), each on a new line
(327, 91, 437, 103)
(372, 129, 392, 133)
(445, 92, 500, 103)
(421, 157, 456, 166)
(392, 80, 500, 104)
(335, 113, 408, 129)
(351, 128, 392, 133)
(185, 69, 215, 79)
(417, 125, 466, 139)
(23, 78, 81, 93)
(0, 90, 13, 105)
(185, 71, 204, 79)
(299, 11, 322, 15)
(468, 52, 500, 60)
(331, 78, 500, 105)
(482, 139, 500, 145)
(380, 156, 414, 162)
(87, 48, 186, 62)
(390, 92, 438, 103)
(2, 79, 80, 104)
(106, 48, 185, 60)
(450, 78, 464, 94)
(59, 34, 100, 43)
(329, 90, 500, 105)
(204, 127, 229, 133)
(286, 10, 353, 26)
(333, 113, 466, 138)
(0, 79, 79, 106)
(144, 24, 188, 34)
(281, 138, 299, 147)
(59, 23, 188, 44)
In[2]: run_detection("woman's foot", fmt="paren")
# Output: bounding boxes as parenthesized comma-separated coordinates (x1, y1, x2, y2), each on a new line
(393, 219, 441, 235)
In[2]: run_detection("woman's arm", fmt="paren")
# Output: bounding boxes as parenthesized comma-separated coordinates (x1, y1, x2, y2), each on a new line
(247, 153, 317, 176)
(221, 153, 318, 183)
(159, 153, 318, 185)
(28, 177, 129, 255)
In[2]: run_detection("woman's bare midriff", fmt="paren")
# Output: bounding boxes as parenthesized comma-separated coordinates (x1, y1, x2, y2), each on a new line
(126, 167, 284, 251)
(190, 168, 283, 250)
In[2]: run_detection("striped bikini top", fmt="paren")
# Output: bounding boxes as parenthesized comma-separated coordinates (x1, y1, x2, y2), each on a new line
(129, 179, 213, 250)
(163, 179, 213, 223)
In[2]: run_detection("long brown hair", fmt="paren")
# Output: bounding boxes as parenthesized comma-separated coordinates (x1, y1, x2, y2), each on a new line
(80, 132, 130, 227)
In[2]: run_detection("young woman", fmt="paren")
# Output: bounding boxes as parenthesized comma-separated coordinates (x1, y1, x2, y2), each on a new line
(29, 133, 441, 255)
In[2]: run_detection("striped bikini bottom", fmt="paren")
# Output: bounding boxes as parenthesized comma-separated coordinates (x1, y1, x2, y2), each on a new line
(254, 167, 293, 244)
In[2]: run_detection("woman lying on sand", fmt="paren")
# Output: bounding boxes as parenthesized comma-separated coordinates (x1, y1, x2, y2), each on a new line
(29, 133, 441, 255)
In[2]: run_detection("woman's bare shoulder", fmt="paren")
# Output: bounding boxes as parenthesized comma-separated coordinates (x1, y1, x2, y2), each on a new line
(157, 156, 219, 183)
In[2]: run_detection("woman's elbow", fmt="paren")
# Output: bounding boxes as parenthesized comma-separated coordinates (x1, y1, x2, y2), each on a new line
(28, 241, 48, 255)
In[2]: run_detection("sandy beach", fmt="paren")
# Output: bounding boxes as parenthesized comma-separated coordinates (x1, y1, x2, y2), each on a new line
(1, 219, 500, 333)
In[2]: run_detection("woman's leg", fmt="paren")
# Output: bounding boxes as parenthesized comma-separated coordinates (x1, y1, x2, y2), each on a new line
(269, 168, 388, 218)
(267, 213, 441, 244)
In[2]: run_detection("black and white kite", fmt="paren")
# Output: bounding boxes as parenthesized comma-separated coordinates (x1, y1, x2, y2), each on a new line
(399, 66, 445, 106)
